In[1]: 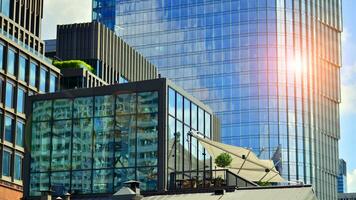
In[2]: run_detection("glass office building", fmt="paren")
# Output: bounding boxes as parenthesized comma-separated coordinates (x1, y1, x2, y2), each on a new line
(93, 1, 342, 199)
(337, 159, 347, 193)
(26, 78, 215, 197)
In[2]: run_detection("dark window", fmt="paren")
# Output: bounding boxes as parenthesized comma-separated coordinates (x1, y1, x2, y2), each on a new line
(2, 150, 11, 177)
(14, 154, 23, 180)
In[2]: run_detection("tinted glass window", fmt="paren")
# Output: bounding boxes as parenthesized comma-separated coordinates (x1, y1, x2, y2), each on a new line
(1, 0, 10, 17)
(19, 56, 27, 81)
(4, 116, 13, 142)
(0, 44, 4, 69)
(16, 120, 25, 147)
(39, 67, 47, 92)
(14, 154, 23, 180)
(5, 81, 14, 108)
(17, 88, 25, 113)
(2, 150, 11, 176)
(49, 73, 57, 92)
(7, 49, 15, 75)
(30, 62, 37, 87)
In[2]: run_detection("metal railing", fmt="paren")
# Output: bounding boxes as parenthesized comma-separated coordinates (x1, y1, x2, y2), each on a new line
(169, 168, 257, 190)
(0, 28, 53, 65)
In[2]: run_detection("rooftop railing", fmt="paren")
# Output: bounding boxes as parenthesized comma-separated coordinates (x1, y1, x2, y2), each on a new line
(0, 28, 53, 65)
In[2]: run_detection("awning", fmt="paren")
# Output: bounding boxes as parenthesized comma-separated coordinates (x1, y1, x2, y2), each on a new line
(190, 131, 285, 183)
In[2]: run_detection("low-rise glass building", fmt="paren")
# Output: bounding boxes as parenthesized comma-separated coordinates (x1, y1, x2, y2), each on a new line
(24, 78, 218, 198)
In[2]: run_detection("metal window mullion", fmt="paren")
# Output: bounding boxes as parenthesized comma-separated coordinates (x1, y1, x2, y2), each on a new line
(69, 98, 74, 193)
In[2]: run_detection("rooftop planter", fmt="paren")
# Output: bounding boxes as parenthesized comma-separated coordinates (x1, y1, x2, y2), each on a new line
(52, 60, 95, 73)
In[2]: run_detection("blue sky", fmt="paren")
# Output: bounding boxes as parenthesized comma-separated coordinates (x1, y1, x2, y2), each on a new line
(339, 0, 356, 192)
(42, 0, 356, 192)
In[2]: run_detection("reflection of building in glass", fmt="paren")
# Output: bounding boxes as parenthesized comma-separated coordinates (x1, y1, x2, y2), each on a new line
(25, 78, 218, 198)
(93, 1, 343, 199)
(338, 159, 347, 193)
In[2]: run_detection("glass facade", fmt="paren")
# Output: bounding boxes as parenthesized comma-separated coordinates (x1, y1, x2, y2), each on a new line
(93, 1, 342, 199)
(168, 87, 212, 184)
(30, 92, 159, 196)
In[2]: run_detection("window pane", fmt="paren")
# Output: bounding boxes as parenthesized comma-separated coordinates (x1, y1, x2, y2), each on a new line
(53, 99, 72, 120)
(116, 93, 136, 115)
(29, 173, 49, 196)
(16, 120, 25, 147)
(14, 154, 23, 180)
(191, 103, 198, 130)
(5, 82, 14, 108)
(31, 122, 51, 172)
(168, 116, 175, 173)
(0, 44, 4, 69)
(1, 0, 10, 17)
(73, 118, 93, 170)
(168, 88, 175, 116)
(7, 49, 15, 75)
(19, 56, 27, 81)
(30, 62, 37, 87)
(39, 67, 47, 92)
(17, 88, 25, 113)
(71, 170, 92, 194)
(137, 113, 158, 166)
(95, 95, 114, 117)
(93, 169, 113, 193)
(0, 79, 3, 104)
(49, 73, 57, 92)
(205, 112, 211, 138)
(51, 171, 70, 196)
(74, 97, 93, 118)
(176, 93, 183, 120)
(32, 100, 52, 121)
(198, 108, 204, 133)
(94, 117, 114, 168)
(137, 167, 158, 191)
(114, 168, 135, 191)
(2, 150, 11, 176)
(4, 116, 13, 142)
(51, 120, 72, 171)
(184, 98, 190, 125)
(138, 92, 158, 113)
(115, 115, 136, 168)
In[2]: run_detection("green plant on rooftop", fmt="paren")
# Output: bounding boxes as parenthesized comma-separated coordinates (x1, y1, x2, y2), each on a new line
(215, 152, 233, 168)
(52, 60, 95, 73)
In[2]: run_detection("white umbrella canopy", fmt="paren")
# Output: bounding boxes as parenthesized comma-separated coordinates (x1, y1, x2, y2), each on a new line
(190, 131, 285, 183)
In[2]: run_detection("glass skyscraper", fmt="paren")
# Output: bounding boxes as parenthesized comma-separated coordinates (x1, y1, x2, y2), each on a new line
(92, 1, 342, 199)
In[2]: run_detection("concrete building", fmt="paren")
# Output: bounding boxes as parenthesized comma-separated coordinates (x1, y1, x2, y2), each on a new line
(93, 1, 343, 199)
(0, 1, 61, 199)
(24, 78, 221, 199)
(338, 159, 347, 193)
